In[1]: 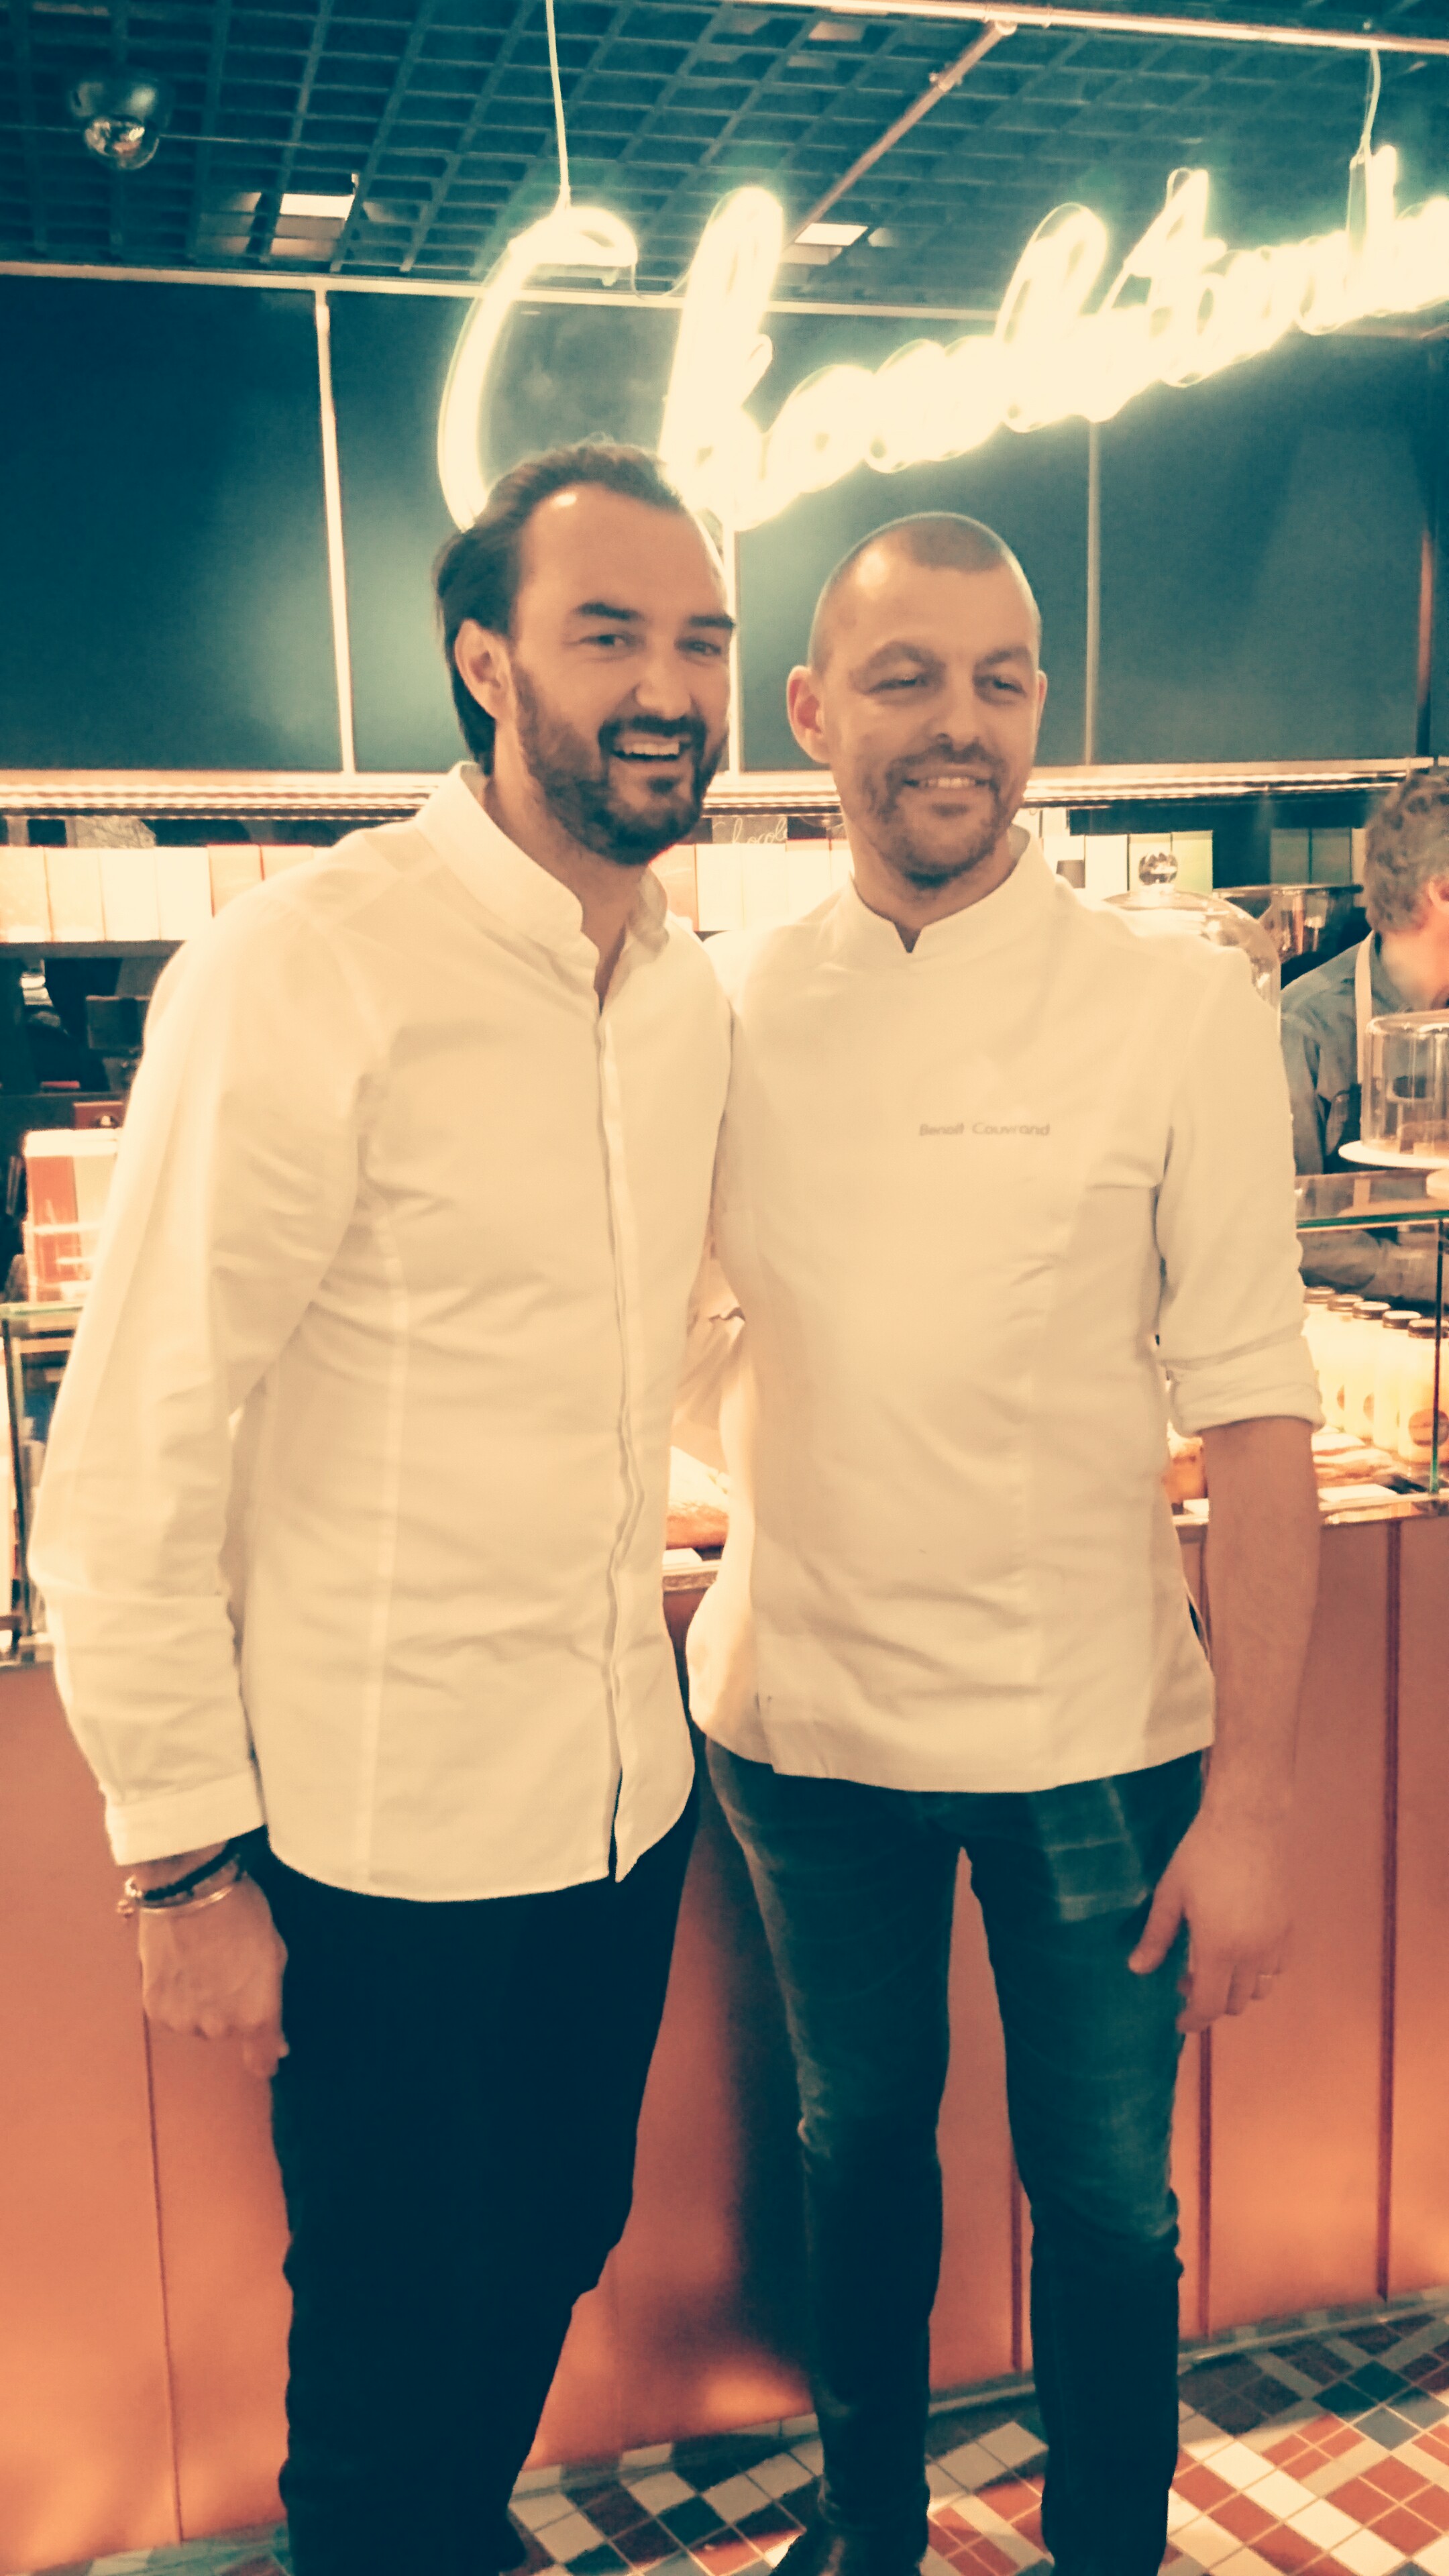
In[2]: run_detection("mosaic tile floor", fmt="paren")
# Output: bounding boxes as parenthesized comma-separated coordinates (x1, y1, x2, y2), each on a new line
(30, 2303, 1449, 2576)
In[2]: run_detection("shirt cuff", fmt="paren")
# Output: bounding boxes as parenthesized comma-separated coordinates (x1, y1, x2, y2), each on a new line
(103, 1765, 266, 1867)
(1169, 1338, 1324, 1438)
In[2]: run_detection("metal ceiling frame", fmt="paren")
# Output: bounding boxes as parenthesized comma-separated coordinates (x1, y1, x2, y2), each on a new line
(184, 0, 233, 261)
(749, 0, 1440, 300)
(327, 0, 445, 269)
(786, 1, 1342, 280)
(254, 0, 340, 264)
(799, 3, 1449, 60)
(5, 0, 1448, 297)
(7, 0, 46, 257)
(0, 254, 996, 318)
(794, 17, 1012, 236)
(682, 7, 1016, 274)
(462, 0, 633, 274)
(637, 7, 841, 274)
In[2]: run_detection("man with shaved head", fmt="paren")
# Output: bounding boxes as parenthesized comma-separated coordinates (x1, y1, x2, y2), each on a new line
(686, 515, 1320, 2576)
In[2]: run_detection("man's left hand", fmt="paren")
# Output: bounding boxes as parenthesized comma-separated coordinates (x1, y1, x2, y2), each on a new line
(1127, 1803, 1291, 2033)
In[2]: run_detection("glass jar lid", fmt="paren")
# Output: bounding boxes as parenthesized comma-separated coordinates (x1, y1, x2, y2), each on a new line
(1104, 853, 1280, 1009)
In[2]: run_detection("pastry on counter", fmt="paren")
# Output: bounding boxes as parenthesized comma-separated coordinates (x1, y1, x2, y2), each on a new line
(666, 1501, 729, 1550)
(667, 1446, 730, 1552)
(1163, 1434, 1206, 1505)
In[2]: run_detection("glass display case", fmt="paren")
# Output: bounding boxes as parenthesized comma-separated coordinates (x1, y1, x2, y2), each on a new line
(2, 1301, 80, 1644)
(1295, 1171, 1446, 1500)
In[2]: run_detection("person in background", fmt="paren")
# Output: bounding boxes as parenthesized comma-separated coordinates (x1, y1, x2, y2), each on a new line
(30, 441, 733, 2576)
(1281, 769, 1449, 1298)
(686, 515, 1322, 2576)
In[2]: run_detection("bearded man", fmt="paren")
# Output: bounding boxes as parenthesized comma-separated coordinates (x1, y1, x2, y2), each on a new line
(32, 443, 733, 2576)
(686, 514, 1322, 2576)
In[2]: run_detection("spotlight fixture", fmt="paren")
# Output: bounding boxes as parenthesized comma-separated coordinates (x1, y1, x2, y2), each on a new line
(66, 72, 174, 172)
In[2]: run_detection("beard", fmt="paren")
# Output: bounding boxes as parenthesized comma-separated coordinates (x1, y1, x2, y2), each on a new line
(857, 737, 1017, 890)
(512, 664, 722, 867)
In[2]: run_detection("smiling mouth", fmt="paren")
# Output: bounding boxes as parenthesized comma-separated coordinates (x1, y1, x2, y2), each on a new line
(906, 770, 994, 792)
(610, 736, 692, 765)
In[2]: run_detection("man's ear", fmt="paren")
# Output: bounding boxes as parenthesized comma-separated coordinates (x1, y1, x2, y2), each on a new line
(786, 665, 829, 765)
(453, 620, 511, 724)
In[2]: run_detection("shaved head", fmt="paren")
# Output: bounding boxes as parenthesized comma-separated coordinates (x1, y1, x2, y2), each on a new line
(786, 507, 1046, 937)
(808, 513, 1039, 670)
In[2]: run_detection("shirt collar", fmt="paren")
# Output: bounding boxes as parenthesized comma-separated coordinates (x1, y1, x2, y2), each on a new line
(413, 763, 669, 967)
(1371, 932, 1413, 1014)
(826, 828, 1055, 971)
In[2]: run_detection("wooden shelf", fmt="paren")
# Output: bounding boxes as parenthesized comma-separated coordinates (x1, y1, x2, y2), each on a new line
(0, 942, 180, 963)
(0, 755, 1439, 822)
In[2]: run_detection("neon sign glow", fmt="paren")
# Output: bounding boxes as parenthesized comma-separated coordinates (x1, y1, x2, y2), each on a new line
(438, 203, 640, 528)
(438, 145, 1449, 535)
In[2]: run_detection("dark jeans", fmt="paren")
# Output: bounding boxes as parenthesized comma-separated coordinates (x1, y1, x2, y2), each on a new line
(708, 1743, 1201, 2576)
(250, 1793, 696, 2576)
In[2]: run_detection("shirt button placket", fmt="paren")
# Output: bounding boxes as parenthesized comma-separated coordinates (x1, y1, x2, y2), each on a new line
(596, 1008, 643, 1856)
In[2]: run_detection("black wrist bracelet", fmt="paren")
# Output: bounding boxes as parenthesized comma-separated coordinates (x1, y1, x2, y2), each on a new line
(132, 1836, 246, 1908)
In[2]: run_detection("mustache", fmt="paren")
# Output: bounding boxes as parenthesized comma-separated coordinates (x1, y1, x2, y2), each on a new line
(598, 710, 710, 767)
(881, 739, 1009, 800)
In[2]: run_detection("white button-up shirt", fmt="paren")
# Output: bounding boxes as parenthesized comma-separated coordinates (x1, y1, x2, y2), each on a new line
(33, 767, 730, 1896)
(687, 839, 1320, 1794)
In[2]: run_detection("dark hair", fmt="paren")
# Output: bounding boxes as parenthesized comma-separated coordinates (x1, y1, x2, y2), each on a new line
(808, 512, 1039, 668)
(434, 441, 694, 770)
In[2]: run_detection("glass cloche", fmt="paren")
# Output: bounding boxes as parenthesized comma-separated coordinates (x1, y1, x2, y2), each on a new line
(1362, 1012, 1449, 1161)
(1103, 847, 1281, 1009)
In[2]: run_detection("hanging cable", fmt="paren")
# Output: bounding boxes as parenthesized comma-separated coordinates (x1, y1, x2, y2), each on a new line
(545, 0, 571, 207)
(1360, 43, 1382, 155)
(1347, 44, 1381, 255)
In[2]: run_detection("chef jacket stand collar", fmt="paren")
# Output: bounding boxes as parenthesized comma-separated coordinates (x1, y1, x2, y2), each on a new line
(830, 829, 1052, 971)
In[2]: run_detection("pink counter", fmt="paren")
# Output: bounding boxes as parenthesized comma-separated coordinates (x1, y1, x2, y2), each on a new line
(3, 1513, 1447, 2574)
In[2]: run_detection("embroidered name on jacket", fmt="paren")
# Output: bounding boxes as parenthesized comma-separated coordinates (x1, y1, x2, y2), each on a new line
(918, 1120, 1052, 1136)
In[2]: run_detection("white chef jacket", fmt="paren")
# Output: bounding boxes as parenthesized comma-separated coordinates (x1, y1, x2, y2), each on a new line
(686, 837, 1321, 1794)
(32, 766, 730, 1896)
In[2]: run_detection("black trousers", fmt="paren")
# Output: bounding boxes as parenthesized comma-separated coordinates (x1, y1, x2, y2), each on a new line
(251, 1793, 697, 2576)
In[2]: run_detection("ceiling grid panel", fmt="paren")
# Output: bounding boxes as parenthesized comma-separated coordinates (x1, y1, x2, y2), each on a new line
(398, 0, 546, 273)
(0, 0, 1446, 301)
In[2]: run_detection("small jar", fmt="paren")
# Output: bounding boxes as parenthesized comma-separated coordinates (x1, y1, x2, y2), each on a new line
(1397, 1321, 1449, 1471)
(1319, 1295, 1361, 1431)
(1301, 1287, 1335, 1390)
(1371, 1312, 1417, 1455)
(1343, 1299, 1391, 1443)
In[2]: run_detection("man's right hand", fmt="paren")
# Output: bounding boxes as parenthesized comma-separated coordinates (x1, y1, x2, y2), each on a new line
(136, 1874, 288, 2080)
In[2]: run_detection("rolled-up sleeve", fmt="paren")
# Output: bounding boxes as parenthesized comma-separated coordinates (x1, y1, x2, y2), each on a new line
(1156, 960, 1322, 1436)
(30, 894, 378, 1864)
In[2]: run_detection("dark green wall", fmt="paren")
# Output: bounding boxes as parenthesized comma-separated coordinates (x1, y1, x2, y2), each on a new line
(327, 293, 463, 776)
(0, 272, 1439, 776)
(0, 278, 339, 770)
(1097, 337, 1431, 764)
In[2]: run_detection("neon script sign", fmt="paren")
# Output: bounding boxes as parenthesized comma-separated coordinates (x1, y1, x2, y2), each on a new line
(438, 145, 1449, 534)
